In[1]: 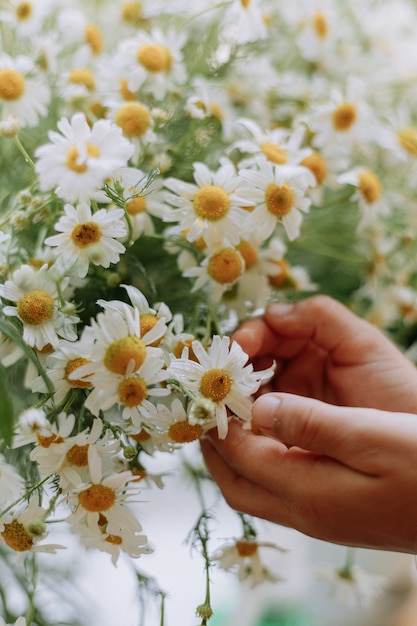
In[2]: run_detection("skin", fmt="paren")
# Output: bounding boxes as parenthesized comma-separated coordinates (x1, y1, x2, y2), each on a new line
(200, 295, 417, 553)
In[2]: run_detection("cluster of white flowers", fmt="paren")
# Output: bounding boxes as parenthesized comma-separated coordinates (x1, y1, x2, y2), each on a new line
(0, 0, 415, 622)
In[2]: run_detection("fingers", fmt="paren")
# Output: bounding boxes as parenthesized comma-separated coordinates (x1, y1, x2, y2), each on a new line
(252, 393, 417, 474)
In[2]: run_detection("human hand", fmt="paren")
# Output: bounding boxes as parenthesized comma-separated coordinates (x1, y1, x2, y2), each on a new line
(201, 393, 417, 552)
(233, 295, 417, 413)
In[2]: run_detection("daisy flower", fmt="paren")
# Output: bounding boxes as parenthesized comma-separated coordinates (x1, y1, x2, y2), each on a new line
(0, 455, 24, 506)
(143, 397, 207, 445)
(213, 538, 285, 587)
(315, 562, 386, 607)
(163, 158, 251, 250)
(34, 112, 134, 203)
(0, 53, 50, 127)
(166, 334, 275, 439)
(0, 264, 78, 350)
(236, 158, 315, 243)
(219, 0, 268, 44)
(115, 27, 187, 100)
(183, 245, 245, 302)
(337, 167, 389, 226)
(44, 202, 128, 278)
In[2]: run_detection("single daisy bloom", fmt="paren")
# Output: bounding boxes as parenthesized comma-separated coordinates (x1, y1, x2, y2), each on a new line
(0, 53, 50, 127)
(115, 27, 187, 100)
(44, 202, 127, 278)
(337, 167, 389, 225)
(314, 562, 386, 607)
(35, 112, 134, 203)
(143, 397, 207, 445)
(163, 159, 251, 250)
(166, 334, 274, 439)
(183, 245, 245, 302)
(236, 159, 315, 242)
(0, 455, 25, 506)
(213, 538, 285, 587)
(0, 0, 50, 36)
(293, 0, 338, 64)
(0, 264, 77, 350)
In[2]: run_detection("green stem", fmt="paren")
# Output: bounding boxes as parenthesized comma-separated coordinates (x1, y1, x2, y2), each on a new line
(13, 135, 35, 169)
(0, 475, 52, 518)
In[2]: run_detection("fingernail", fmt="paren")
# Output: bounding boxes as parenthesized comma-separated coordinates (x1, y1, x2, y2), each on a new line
(267, 302, 293, 316)
(253, 395, 282, 431)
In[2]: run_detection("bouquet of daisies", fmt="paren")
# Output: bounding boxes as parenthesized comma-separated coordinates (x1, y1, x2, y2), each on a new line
(1, 0, 417, 624)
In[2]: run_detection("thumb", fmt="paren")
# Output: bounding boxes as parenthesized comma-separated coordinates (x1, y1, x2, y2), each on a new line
(252, 392, 417, 474)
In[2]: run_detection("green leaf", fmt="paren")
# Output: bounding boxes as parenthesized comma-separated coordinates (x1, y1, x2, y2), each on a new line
(0, 362, 14, 447)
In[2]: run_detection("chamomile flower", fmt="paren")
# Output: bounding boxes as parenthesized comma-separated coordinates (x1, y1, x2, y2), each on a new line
(35, 112, 134, 202)
(166, 334, 274, 439)
(213, 538, 284, 587)
(293, 0, 338, 64)
(115, 27, 187, 100)
(44, 202, 127, 278)
(337, 167, 389, 226)
(0, 455, 24, 506)
(163, 159, 251, 249)
(315, 562, 386, 607)
(236, 159, 315, 242)
(0, 264, 77, 350)
(0, 53, 50, 127)
(0, 0, 50, 36)
(143, 398, 207, 445)
(183, 245, 245, 302)
(219, 0, 268, 44)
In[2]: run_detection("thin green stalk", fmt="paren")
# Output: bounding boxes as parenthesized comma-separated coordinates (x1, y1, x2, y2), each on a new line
(13, 135, 35, 169)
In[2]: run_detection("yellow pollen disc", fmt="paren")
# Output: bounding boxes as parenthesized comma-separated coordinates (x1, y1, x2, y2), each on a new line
(115, 102, 150, 137)
(209, 102, 224, 120)
(236, 240, 258, 270)
(104, 336, 146, 374)
(37, 433, 64, 448)
(193, 185, 231, 221)
(119, 78, 136, 101)
(131, 468, 147, 481)
(105, 534, 123, 545)
(64, 357, 93, 388)
(236, 539, 258, 558)
(78, 484, 116, 512)
(168, 420, 204, 443)
(199, 368, 232, 402)
(66, 444, 89, 467)
(397, 127, 417, 156)
(265, 183, 294, 217)
(130, 429, 151, 442)
(16, 2, 33, 20)
(17, 289, 55, 325)
(358, 170, 381, 204)
(36, 343, 53, 355)
(140, 313, 162, 346)
(261, 142, 287, 165)
(127, 195, 147, 215)
(98, 513, 108, 527)
(122, 2, 143, 23)
(301, 152, 327, 184)
(332, 102, 357, 132)
(0, 68, 25, 100)
(85, 24, 103, 55)
(207, 248, 244, 284)
(137, 43, 173, 73)
(90, 101, 107, 119)
(70, 221, 102, 248)
(117, 376, 147, 407)
(65, 143, 100, 173)
(313, 11, 329, 39)
(173, 337, 197, 361)
(1, 520, 33, 552)
(68, 68, 95, 91)
(241, 0, 251, 7)
(268, 259, 290, 288)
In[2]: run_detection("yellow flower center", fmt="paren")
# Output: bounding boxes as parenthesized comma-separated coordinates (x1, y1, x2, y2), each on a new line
(168, 420, 204, 443)
(78, 484, 115, 512)
(193, 185, 231, 221)
(301, 152, 327, 185)
(71, 221, 102, 248)
(117, 376, 147, 407)
(104, 336, 147, 374)
(137, 43, 173, 73)
(64, 357, 93, 388)
(332, 102, 357, 131)
(16, 2, 33, 20)
(119, 78, 136, 101)
(397, 127, 417, 156)
(115, 102, 150, 137)
(65, 143, 101, 173)
(313, 11, 329, 39)
(17, 289, 55, 325)
(199, 368, 232, 402)
(236, 240, 258, 270)
(130, 429, 151, 442)
(265, 183, 294, 217)
(358, 170, 381, 204)
(241, 0, 251, 7)
(0, 68, 25, 100)
(1, 520, 34, 552)
(268, 259, 290, 288)
(140, 313, 163, 345)
(236, 539, 258, 557)
(207, 248, 244, 284)
(122, 2, 143, 23)
(68, 68, 96, 91)
(105, 534, 123, 545)
(66, 444, 89, 467)
(210, 102, 224, 120)
(36, 433, 64, 448)
(127, 195, 147, 215)
(173, 338, 198, 361)
(260, 142, 287, 165)
(85, 23, 103, 55)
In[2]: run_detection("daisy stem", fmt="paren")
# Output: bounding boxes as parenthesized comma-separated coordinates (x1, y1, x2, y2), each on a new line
(25, 554, 38, 626)
(13, 135, 35, 169)
(0, 475, 53, 519)
(339, 546, 356, 579)
(166, 378, 200, 404)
